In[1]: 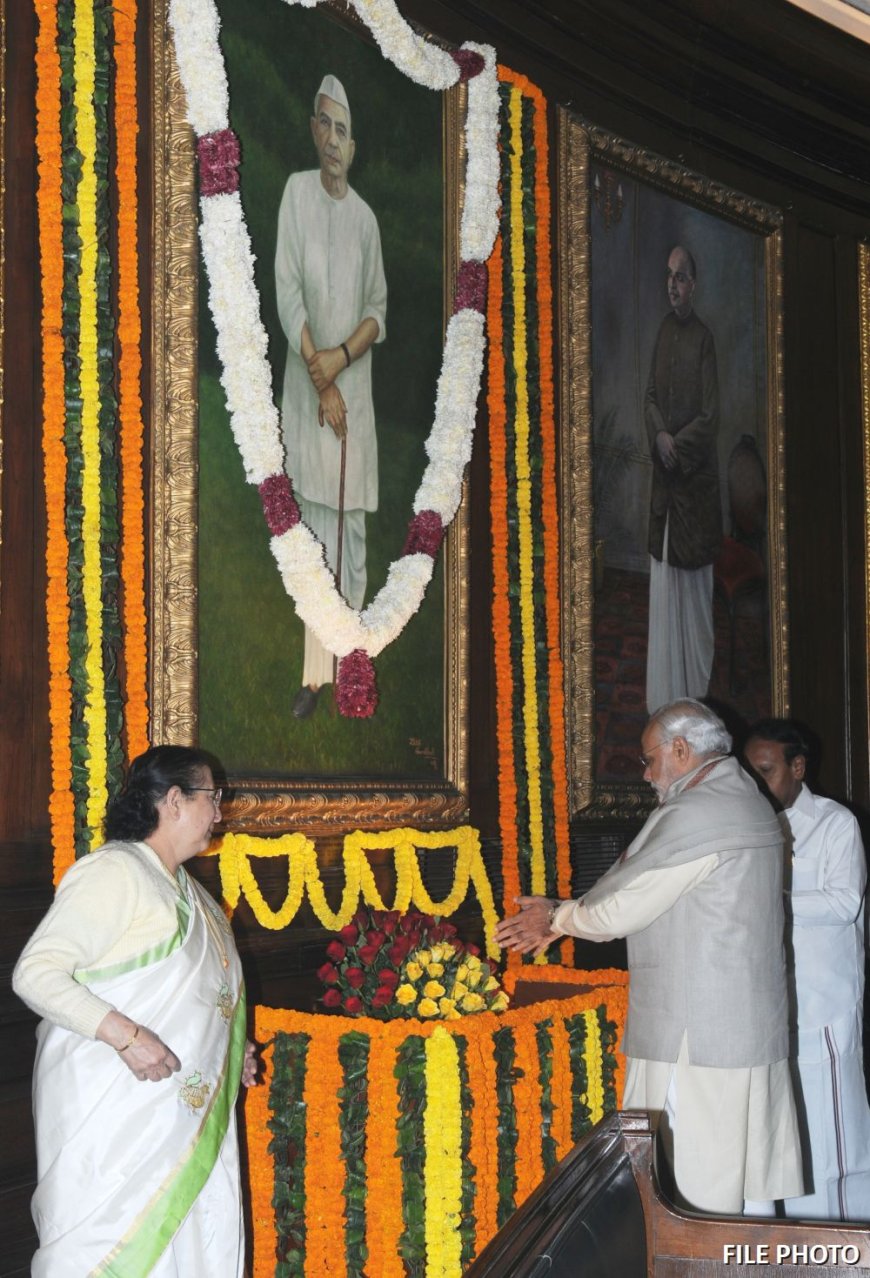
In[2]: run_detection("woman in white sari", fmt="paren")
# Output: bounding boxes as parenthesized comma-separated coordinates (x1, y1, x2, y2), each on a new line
(13, 746, 257, 1277)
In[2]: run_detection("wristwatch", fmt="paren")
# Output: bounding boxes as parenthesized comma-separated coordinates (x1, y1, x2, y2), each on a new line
(547, 899, 560, 928)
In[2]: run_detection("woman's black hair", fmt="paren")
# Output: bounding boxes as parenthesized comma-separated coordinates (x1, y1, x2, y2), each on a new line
(103, 745, 214, 842)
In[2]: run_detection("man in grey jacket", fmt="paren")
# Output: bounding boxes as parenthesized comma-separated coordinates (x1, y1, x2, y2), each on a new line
(496, 698, 803, 1214)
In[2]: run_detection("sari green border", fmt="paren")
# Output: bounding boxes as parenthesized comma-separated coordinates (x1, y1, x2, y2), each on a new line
(74, 897, 191, 985)
(92, 988, 247, 1277)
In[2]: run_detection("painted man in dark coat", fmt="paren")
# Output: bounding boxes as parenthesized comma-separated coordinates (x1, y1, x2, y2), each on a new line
(644, 245, 721, 712)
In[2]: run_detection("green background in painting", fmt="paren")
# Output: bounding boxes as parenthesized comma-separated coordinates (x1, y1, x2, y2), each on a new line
(198, 1, 445, 779)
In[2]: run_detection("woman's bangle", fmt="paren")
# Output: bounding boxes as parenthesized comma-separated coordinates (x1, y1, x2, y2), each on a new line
(116, 1025, 140, 1053)
(340, 341, 351, 367)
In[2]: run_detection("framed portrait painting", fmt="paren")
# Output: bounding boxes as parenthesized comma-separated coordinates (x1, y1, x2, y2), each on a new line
(150, 0, 469, 831)
(558, 112, 789, 818)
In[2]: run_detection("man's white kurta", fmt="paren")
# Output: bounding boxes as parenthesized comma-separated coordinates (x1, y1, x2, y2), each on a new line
(551, 759, 802, 1213)
(276, 168, 387, 513)
(781, 784, 870, 1221)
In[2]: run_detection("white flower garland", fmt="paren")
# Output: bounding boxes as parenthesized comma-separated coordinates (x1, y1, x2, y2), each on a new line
(168, 0, 498, 669)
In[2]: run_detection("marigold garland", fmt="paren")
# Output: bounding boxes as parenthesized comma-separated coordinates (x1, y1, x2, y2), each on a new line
(511, 1017, 544, 1204)
(364, 1025, 405, 1278)
(582, 1008, 606, 1125)
(112, 0, 149, 757)
(506, 86, 546, 911)
(35, 0, 76, 886)
(423, 1028, 463, 1278)
(73, 0, 110, 848)
(214, 827, 501, 958)
(302, 1020, 346, 1276)
(504, 965, 629, 1104)
(487, 239, 523, 961)
(245, 1034, 278, 1270)
(500, 68, 573, 961)
(488, 71, 572, 966)
(465, 1032, 499, 1254)
(254, 983, 622, 1276)
(548, 1015, 574, 1159)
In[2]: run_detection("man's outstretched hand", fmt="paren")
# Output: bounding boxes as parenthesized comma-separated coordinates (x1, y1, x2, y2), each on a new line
(494, 896, 561, 956)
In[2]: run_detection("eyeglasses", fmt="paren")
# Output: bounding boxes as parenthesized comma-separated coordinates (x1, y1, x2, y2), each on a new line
(188, 787, 223, 804)
(639, 740, 671, 769)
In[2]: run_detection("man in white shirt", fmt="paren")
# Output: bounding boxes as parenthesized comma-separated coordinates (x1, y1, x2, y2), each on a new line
(496, 698, 802, 1215)
(745, 719, 870, 1221)
(275, 74, 387, 718)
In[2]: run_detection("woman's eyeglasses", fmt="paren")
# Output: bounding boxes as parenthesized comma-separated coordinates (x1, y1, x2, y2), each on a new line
(188, 787, 223, 804)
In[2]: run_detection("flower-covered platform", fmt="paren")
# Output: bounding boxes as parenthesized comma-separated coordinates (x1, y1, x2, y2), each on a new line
(246, 967, 628, 1277)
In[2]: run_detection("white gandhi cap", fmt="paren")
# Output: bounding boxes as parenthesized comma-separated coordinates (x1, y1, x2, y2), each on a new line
(314, 75, 351, 130)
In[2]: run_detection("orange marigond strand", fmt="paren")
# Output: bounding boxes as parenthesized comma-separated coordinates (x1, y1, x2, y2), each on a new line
(487, 230, 522, 968)
(111, 0, 149, 755)
(249, 1013, 280, 1278)
(35, 0, 76, 885)
(303, 1023, 347, 1277)
(549, 1016, 574, 1158)
(365, 1025, 404, 1278)
(465, 1030, 500, 1254)
(511, 1017, 544, 1206)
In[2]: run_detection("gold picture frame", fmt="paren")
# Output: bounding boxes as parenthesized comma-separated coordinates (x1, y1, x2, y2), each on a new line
(150, 0, 469, 833)
(559, 111, 789, 820)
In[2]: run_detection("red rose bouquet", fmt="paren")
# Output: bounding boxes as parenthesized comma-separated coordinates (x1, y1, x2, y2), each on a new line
(317, 906, 508, 1020)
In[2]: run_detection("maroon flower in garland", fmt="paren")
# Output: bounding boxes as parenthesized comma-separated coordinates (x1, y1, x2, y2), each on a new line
(316, 905, 491, 1020)
(336, 648, 378, 718)
(197, 128, 241, 197)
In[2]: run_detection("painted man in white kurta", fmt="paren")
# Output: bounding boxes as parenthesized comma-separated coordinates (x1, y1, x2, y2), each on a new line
(746, 720, 870, 1221)
(276, 74, 387, 718)
(496, 699, 803, 1215)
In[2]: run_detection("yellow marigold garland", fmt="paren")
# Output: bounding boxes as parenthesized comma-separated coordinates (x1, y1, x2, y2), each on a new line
(506, 86, 547, 910)
(35, 0, 77, 886)
(73, 0, 109, 848)
(112, 0, 149, 757)
(582, 1008, 605, 1125)
(423, 1028, 464, 1278)
(215, 827, 501, 958)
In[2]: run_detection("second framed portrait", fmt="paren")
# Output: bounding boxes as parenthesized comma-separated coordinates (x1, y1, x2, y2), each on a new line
(151, 0, 468, 830)
(559, 112, 789, 818)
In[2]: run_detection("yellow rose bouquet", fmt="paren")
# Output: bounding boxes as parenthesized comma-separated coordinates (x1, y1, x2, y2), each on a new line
(318, 906, 509, 1020)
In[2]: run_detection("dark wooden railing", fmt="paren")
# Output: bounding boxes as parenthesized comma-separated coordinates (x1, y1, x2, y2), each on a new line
(467, 1111, 870, 1278)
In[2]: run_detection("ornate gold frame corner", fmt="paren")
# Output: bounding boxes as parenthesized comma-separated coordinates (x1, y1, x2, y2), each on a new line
(150, 1, 468, 833)
(558, 110, 789, 821)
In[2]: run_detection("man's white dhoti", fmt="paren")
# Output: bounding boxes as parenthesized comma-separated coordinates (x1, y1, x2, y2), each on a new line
(626, 1037, 802, 1214)
(785, 1010, 870, 1220)
(30, 872, 246, 1277)
(646, 516, 714, 714)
